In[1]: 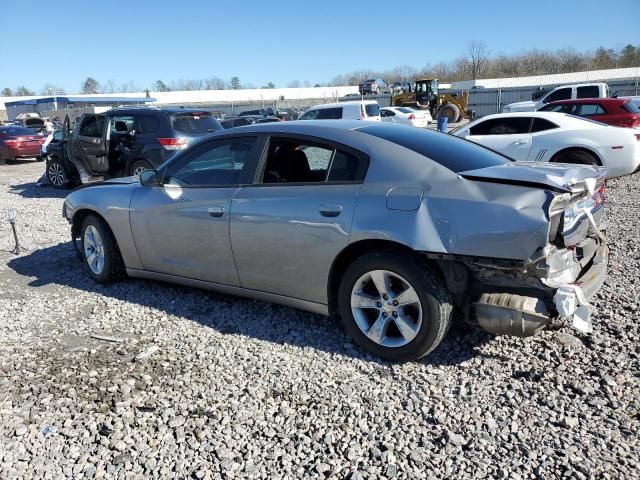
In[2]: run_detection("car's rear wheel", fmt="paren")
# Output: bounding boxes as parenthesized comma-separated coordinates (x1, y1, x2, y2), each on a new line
(338, 251, 452, 362)
(129, 159, 152, 177)
(47, 157, 71, 188)
(552, 149, 599, 166)
(80, 215, 125, 283)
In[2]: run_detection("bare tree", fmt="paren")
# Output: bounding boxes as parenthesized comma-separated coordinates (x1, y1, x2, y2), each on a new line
(39, 84, 65, 95)
(466, 41, 490, 80)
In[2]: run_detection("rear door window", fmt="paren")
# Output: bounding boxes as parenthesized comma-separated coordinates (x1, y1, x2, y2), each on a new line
(170, 112, 222, 135)
(544, 88, 571, 103)
(531, 118, 559, 133)
(576, 86, 600, 99)
(261, 137, 368, 184)
(110, 116, 135, 134)
(79, 115, 105, 138)
(365, 103, 380, 117)
(577, 104, 606, 116)
(469, 117, 531, 135)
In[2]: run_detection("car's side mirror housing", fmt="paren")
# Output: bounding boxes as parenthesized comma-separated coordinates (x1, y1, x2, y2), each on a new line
(139, 169, 159, 186)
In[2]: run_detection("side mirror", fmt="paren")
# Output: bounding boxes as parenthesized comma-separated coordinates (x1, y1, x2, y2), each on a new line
(139, 169, 159, 186)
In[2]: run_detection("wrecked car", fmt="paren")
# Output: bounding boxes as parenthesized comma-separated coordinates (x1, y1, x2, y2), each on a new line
(46, 107, 223, 188)
(63, 121, 608, 361)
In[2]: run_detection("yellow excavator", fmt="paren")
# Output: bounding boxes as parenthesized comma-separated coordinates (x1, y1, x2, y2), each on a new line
(391, 79, 470, 123)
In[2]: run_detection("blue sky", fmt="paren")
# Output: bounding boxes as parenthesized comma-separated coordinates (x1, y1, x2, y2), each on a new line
(2, 0, 638, 93)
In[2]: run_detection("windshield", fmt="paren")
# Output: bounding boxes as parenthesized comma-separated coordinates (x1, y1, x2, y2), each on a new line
(396, 107, 415, 114)
(0, 126, 37, 136)
(170, 112, 222, 135)
(358, 124, 510, 173)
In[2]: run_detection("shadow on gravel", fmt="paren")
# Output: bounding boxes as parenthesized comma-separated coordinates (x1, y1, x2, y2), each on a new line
(8, 241, 493, 367)
(8, 181, 69, 199)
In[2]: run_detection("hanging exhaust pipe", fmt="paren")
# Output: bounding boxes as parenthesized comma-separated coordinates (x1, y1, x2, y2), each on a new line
(474, 293, 550, 337)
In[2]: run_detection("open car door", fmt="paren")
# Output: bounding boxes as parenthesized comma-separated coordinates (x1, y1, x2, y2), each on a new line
(71, 114, 109, 174)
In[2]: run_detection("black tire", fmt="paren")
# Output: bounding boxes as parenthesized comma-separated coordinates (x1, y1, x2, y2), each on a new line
(338, 251, 452, 362)
(0, 154, 5, 165)
(552, 149, 599, 166)
(47, 157, 71, 188)
(437, 103, 461, 123)
(36, 155, 44, 162)
(80, 215, 126, 284)
(129, 159, 153, 177)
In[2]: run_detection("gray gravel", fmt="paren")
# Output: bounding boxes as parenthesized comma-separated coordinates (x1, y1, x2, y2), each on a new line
(1, 161, 639, 479)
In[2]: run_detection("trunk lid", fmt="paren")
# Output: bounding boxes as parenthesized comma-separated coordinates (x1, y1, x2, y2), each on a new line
(460, 161, 607, 193)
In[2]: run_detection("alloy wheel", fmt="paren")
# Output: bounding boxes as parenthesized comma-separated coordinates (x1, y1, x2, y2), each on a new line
(350, 269, 423, 348)
(83, 225, 105, 275)
(48, 162, 65, 186)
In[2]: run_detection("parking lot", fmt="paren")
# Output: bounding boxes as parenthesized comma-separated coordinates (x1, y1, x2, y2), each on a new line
(0, 160, 638, 478)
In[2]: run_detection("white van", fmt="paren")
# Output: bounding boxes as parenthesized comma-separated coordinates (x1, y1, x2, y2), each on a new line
(299, 101, 381, 121)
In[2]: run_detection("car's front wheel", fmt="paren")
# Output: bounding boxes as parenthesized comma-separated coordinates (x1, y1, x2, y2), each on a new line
(338, 251, 452, 362)
(80, 215, 125, 283)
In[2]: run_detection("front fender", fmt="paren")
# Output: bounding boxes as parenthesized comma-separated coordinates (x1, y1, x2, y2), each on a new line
(64, 184, 142, 269)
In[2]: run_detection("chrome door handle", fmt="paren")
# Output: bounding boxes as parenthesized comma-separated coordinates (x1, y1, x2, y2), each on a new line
(208, 206, 225, 217)
(319, 204, 342, 217)
(513, 140, 527, 145)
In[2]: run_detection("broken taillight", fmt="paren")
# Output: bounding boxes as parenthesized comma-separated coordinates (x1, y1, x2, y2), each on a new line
(593, 183, 606, 208)
(157, 138, 188, 150)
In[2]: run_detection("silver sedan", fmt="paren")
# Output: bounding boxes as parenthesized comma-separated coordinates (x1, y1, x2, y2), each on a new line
(63, 121, 608, 361)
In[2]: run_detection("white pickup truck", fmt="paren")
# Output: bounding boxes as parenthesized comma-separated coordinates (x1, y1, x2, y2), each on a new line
(502, 83, 609, 112)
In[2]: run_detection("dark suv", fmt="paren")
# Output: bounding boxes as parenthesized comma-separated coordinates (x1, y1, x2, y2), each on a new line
(45, 107, 222, 187)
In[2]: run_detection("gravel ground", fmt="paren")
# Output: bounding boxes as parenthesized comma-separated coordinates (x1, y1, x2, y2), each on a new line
(0, 161, 638, 480)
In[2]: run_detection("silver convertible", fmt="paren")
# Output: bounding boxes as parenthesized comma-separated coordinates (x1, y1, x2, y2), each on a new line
(63, 121, 608, 361)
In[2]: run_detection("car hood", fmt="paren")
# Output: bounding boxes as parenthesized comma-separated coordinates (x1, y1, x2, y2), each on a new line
(504, 100, 536, 111)
(460, 161, 607, 193)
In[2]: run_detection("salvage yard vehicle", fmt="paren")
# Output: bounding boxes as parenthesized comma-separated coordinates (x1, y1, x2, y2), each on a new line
(63, 121, 608, 362)
(46, 107, 222, 187)
(538, 97, 640, 129)
(502, 82, 609, 112)
(299, 101, 381, 121)
(452, 112, 640, 178)
(0, 126, 46, 164)
(391, 78, 470, 123)
(380, 107, 431, 127)
(358, 78, 391, 95)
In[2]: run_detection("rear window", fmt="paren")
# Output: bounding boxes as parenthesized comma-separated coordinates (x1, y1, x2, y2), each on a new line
(365, 103, 380, 117)
(359, 124, 510, 173)
(396, 107, 415, 114)
(0, 126, 37, 136)
(170, 112, 222, 135)
(622, 101, 640, 114)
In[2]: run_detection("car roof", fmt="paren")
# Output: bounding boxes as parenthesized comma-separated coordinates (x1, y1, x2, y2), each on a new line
(469, 111, 604, 128)
(308, 100, 378, 109)
(107, 106, 212, 115)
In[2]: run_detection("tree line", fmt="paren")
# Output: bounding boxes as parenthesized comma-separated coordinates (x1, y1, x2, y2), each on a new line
(328, 42, 640, 86)
(2, 42, 639, 97)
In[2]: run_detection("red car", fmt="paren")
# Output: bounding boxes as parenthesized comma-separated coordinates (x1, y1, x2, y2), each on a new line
(539, 97, 640, 128)
(0, 126, 46, 164)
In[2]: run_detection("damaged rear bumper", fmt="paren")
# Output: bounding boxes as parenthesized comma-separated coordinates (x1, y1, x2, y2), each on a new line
(471, 238, 608, 337)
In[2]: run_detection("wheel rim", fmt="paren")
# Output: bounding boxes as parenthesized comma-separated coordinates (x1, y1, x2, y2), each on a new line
(350, 269, 423, 348)
(83, 225, 105, 275)
(133, 165, 147, 177)
(48, 162, 65, 186)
